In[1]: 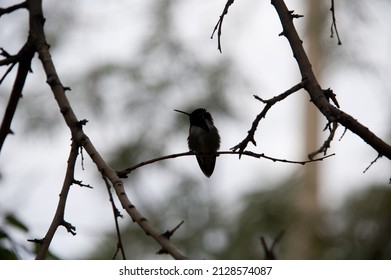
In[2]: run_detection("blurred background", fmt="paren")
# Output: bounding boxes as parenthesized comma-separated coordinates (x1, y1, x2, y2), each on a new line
(0, 0, 390, 259)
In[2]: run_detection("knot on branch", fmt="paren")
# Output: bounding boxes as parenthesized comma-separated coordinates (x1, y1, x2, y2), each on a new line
(324, 88, 340, 108)
(157, 221, 184, 255)
(77, 119, 89, 127)
(61, 220, 76, 236)
(72, 179, 93, 189)
(27, 238, 44, 244)
(289, 10, 303, 19)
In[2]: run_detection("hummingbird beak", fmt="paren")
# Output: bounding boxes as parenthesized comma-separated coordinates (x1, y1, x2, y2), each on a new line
(174, 109, 190, 116)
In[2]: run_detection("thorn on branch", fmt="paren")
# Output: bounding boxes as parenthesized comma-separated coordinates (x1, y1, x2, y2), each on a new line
(161, 220, 184, 240)
(61, 220, 76, 236)
(289, 10, 304, 19)
(76, 119, 89, 130)
(338, 127, 348, 141)
(324, 88, 340, 108)
(72, 179, 93, 189)
(0, 48, 18, 83)
(27, 238, 44, 244)
(0, 47, 11, 58)
(157, 221, 184, 255)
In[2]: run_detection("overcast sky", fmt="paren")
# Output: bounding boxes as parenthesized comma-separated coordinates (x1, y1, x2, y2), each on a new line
(0, 0, 390, 259)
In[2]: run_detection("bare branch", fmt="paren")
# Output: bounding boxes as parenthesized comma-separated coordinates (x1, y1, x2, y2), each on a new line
(117, 150, 335, 177)
(260, 230, 284, 260)
(34, 140, 79, 259)
(27, 0, 187, 260)
(271, 0, 391, 161)
(308, 121, 338, 160)
(0, 2, 27, 18)
(0, 42, 35, 156)
(211, 0, 235, 53)
(157, 221, 185, 255)
(230, 81, 305, 156)
(329, 0, 342, 45)
(363, 154, 382, 174)
(102, 176, 126, 260)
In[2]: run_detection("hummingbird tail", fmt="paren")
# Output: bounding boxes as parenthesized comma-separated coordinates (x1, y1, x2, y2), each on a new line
(196, 155, 216, 178)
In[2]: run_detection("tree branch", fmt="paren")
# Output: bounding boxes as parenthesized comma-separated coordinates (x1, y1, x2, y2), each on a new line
(102, 175, 126, 260)
(0, 1, 27, 18)
(34, 140, 79, 260)
(260, 230, 284, 260)
(271, 0, 391, 160)
(117, 150, 334, 178)
(211, 0, 235, 53)
(0, 42, 35, 155)
(27, 0, 187, 260)
(329, 0, 342, 45)
(308, 121, 338, 160)
(231, 81, 305, 156)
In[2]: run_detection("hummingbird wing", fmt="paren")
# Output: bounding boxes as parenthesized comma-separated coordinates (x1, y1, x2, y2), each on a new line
(196, 155, 216, 178)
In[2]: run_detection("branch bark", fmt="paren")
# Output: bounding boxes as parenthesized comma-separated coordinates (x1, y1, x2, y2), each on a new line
(27, 0, 186, 260)
(271, 0, 391, 160)
(0, 42, 34, 155)
(34, 141, 79, 260)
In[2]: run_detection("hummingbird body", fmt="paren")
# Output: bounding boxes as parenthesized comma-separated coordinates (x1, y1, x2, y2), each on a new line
(175, 108, 220, 177)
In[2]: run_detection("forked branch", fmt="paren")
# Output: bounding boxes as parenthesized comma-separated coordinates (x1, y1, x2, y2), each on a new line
(271, 0, 391, 160)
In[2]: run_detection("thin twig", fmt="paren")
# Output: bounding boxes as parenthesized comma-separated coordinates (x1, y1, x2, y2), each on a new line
(0, 1, 27, 18)
(34, 140, 79, 259)
(117, 150, 335, 177)
(103, 176, 126, 260)
(363, 154, 382, 174)
(157, 221, 185, 255)
(329, 0, 342, 45)
(260, 230, 284, 260)
(0, 42, 35, 156)
(230, 81, 305, 156)
(211, 0, 235, 53)
(308, 121, 338, 160)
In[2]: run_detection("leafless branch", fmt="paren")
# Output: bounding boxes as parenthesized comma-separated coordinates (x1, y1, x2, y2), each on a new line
(102, 176, 126, 260)
(329, 0, 342, 45)
(363, 154, 382, 174)
(157, 221, 185, 255)
(117, 150, 335, 178)
(27, 0, 187, 260)
(0, 1, 27, 18)
(0, 42, 35, 156)
(230, 81, 305, 156)
(271, 0, 391, 161)
(211, 0, 235, 53)
(308, 121, 338, 160)
(34, 140, 80, 260)
(260, 230, 284, 260)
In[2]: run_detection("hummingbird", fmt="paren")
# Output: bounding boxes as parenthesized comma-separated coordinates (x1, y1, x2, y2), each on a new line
(174, 108, 220, 177)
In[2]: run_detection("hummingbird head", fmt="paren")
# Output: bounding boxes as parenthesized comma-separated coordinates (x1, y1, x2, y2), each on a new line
(174, 108, 214, 131)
